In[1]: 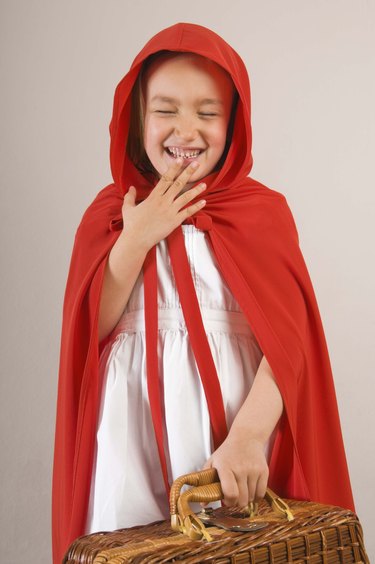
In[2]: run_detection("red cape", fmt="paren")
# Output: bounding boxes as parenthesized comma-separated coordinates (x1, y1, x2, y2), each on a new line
(52, 22, 354, 563)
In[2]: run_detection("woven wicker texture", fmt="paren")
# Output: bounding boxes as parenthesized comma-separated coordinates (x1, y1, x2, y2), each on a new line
(64, 498, 369, 563)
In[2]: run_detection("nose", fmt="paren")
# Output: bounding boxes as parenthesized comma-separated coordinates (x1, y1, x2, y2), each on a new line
(174, 114, 199, 141)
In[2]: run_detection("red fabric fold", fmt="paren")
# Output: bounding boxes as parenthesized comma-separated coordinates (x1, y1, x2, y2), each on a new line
(52, 22, 354, 564)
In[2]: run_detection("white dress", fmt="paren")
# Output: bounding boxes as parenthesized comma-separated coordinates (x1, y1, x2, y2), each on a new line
(86, 223, 266, 534)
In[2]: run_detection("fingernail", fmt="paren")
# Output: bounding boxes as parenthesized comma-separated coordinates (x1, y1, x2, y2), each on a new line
(191, 160, 199, 168)
(176, 157, 183, 164)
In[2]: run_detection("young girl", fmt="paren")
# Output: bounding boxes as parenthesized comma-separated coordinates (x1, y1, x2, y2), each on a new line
(52, 22, 354, 563)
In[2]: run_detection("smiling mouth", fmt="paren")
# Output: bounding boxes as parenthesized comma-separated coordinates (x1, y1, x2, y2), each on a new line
(165, 147, 205, 159)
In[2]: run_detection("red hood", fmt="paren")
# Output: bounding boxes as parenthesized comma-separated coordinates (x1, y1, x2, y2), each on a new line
(109, 22, 252, 197)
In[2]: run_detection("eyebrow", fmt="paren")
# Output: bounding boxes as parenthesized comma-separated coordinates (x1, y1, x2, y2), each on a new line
(150, 95, 224, 106)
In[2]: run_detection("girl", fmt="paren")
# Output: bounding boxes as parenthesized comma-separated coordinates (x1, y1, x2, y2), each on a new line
(52, 22, 354, 564)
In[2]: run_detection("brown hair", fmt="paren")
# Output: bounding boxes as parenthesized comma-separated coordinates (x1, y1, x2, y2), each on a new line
(126, 50, 239, 180)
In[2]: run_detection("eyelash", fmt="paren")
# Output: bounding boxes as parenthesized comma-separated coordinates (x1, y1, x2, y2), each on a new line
(155, 111, 218, 117)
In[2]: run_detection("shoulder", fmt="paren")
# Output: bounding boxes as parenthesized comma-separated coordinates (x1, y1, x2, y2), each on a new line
(240, 177, 300, 243)
(65, 184, 122, 287)
(76, 183, 123, 235)
(66, 183, 123, 262)
(245, 176, 290, 208)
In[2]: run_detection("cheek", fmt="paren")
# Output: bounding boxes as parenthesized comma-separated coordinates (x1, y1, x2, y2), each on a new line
(147, 117, 168, 137)
(143, 117, 165, 150)
(210, 122, 229, 149)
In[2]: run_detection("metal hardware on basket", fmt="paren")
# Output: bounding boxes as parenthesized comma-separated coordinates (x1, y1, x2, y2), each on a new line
(196, 508, 269, 533)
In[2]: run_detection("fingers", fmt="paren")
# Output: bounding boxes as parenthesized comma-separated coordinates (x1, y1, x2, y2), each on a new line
(156, 159, 200, 198)
(246, 464, 269, 503)
(246, 474, 256, 505)
(123, 185, 136, 205)
(177, 198, 206, 223)
(154, 158, 186, 193)
(222, 473, 267, 508)
(167, 161, 200, 198)
(202, 458, 212, 470)
(217, 468, 239, 508)
(217, 466, 269, 508)
(176, 181, 206, 206)
(254, 467, 269, 501)
(235, 472, 249, 508)
(124, 186, 133, 198)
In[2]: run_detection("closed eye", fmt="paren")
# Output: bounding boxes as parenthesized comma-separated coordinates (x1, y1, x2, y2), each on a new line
(155, 111, 218, 117)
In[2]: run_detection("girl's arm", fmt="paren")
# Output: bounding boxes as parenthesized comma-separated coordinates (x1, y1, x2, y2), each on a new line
(203, 354, 283, 507)
(98, 232, 149, 342)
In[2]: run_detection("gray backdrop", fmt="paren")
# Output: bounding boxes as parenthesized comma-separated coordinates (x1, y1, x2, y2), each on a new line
(1, 1, 374, 562)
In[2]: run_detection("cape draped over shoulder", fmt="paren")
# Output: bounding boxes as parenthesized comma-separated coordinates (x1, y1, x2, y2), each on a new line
(52, 21, 354, 564)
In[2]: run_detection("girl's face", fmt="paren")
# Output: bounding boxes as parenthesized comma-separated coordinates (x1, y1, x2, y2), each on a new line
(143, 54, 235, 193)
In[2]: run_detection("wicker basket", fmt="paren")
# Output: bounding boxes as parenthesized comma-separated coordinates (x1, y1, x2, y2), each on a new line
(64, 468, 369, 563)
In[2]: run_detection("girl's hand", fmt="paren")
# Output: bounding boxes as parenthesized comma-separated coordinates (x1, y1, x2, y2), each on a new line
(202, 430, 269, 509)
(121, 159, 207, 252)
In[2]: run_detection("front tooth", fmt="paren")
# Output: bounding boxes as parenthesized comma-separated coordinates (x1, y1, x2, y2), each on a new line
(168, 147, 200, 158)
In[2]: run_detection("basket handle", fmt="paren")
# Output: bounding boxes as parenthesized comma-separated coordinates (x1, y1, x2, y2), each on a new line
(170, 468, 294, 541)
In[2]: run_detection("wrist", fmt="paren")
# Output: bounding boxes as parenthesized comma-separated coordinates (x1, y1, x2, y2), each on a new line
(228, 422, 269, 448)
(118, 229, 151, 256)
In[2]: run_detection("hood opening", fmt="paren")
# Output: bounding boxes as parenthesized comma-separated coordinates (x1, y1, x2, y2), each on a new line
(125, 49, 240, 183)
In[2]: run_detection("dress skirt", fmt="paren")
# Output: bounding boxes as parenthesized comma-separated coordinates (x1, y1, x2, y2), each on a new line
(85, 224, 267, 534)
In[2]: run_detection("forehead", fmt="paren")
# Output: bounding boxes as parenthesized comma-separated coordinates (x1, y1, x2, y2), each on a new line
(143, 53, 235, 103)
